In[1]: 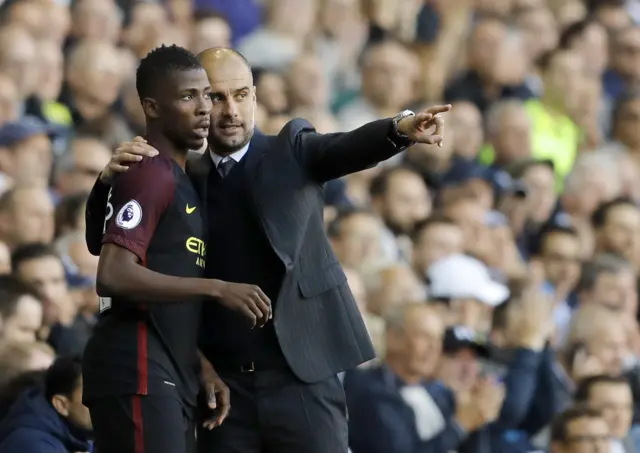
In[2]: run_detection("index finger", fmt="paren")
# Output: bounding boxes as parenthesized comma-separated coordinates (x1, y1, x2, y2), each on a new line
(425, 104, 452, 115)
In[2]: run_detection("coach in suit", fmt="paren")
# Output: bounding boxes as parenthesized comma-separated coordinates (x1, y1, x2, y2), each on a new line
(84, 47, 451, 453)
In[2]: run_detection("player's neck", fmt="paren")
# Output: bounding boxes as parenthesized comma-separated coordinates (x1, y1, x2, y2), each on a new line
(145, 130, 189, 170)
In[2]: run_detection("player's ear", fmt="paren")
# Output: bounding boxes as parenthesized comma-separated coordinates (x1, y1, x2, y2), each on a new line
(142, 97, 160, 119)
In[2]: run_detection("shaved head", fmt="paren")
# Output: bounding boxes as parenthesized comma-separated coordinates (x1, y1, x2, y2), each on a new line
(197, 47, 256, 155)
(198, 47, 253, 83)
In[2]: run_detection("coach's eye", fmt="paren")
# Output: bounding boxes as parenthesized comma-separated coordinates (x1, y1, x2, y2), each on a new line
(182, 95, 193, 101)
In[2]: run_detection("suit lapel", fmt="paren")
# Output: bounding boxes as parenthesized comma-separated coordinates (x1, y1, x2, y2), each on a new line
(243, 131, 269, 225)
(242, 132, 291, 266)
(242, 131, 269, 185)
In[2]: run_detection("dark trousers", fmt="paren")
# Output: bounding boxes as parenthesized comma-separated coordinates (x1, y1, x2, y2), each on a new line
(197, 368, 348, 453)
(90, 395, 196, 453)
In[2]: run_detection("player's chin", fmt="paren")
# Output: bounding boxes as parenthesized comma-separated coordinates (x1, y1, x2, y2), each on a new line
(185, 136, 206, 150)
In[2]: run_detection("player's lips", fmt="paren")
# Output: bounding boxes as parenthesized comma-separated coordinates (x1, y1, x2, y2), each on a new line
(194, 120, 210, 137)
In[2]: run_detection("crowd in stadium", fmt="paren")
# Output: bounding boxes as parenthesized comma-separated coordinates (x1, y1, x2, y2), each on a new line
(0, 0, 638, 452)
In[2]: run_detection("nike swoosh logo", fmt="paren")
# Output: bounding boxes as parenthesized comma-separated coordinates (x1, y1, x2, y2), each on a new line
(186, 205, 196, 214)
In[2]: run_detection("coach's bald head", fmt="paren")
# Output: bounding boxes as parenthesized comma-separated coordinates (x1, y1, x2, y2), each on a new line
(197, 47, 256, 155)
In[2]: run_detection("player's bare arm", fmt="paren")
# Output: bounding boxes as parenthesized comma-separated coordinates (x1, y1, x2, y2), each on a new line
(98, 245, 271, 327)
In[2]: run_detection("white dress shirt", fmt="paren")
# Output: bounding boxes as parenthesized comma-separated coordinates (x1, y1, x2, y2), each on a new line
(210, 143, 251, 168)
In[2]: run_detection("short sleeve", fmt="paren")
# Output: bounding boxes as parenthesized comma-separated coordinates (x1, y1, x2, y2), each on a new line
(102, 157, 175, 263)
(85, 178, 111, 256)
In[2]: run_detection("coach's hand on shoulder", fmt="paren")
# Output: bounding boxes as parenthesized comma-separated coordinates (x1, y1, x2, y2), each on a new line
(397, 104, 452, 148)
(210, 280, 272, 328)
(99, 137, 159, 184)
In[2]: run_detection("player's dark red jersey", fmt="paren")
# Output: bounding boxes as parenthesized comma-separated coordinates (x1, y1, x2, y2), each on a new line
(82, 155, 206, 408)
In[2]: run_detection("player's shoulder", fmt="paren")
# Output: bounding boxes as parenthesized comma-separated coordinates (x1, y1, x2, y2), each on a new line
(117, 155, 176, 182)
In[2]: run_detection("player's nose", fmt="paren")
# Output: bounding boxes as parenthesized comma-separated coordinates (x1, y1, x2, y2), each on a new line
(196, 94, 212, 116)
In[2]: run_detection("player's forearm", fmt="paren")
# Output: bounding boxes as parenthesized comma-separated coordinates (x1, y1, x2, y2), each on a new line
(97, 246, 222, 303)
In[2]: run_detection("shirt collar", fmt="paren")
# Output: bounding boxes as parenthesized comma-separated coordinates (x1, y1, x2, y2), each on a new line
(210, 142, 250, 167)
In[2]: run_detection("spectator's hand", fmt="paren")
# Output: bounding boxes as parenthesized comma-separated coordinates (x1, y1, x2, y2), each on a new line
(454, 390, 485, 432)
(491, 226, 527, 279)
(212, 281, 272, 328)
(474, 377, 505, 424)
(507, 284, 555, 351)
(100, 137, 159, 184)
(466, 223, 498, 267)
(572, 348, 606, 382)
(454, 378, 505, 431)
(201, 361, 231, 430)
(398, 104, 452, 147)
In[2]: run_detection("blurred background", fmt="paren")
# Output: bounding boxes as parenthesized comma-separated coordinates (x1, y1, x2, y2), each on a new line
(0, 0, 639, 452)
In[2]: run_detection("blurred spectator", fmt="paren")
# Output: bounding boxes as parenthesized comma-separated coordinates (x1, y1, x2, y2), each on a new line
(0, 342, 54, 391)
(0, 355, 91, 453)
(533, 225, 582, 341)
(427, 254, 509, 333)
(337, 40, 419, 131)
(575, 375, 635, 452)
(604, 25, 640, 109)
(69, 0, 122, 45)
(449, 101, 483, 160)
(578, 254, 637, 314)
(362, 263, 425, 316)
(0, 116, 55, 189)
(549, 406, 611, 453)
(411, 216, 465, 282)
(191, 10, 231, 53)
(11, 243, 83, 355)
(0, 369, 45, 421)
(54, 137, 111, 198)
(0, 275, 42, 344)
(445, 18, 534, 114)
(0, 187, 54, 250)
(54, 193, 88, 239)
(592, 197, 640, 268)
(480, 100, 532, 167)
(328, 207, 384, 272)
(613, 91, 640, 160)
(559, 305, 629, 401)
(0, 25, 37, 104)
(344, 266, 385, 360)
(237, 0, 316, 71)
(63, 40, 129, 149)
(345, 303, 506, 453)
(370, 166, 432, 262)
